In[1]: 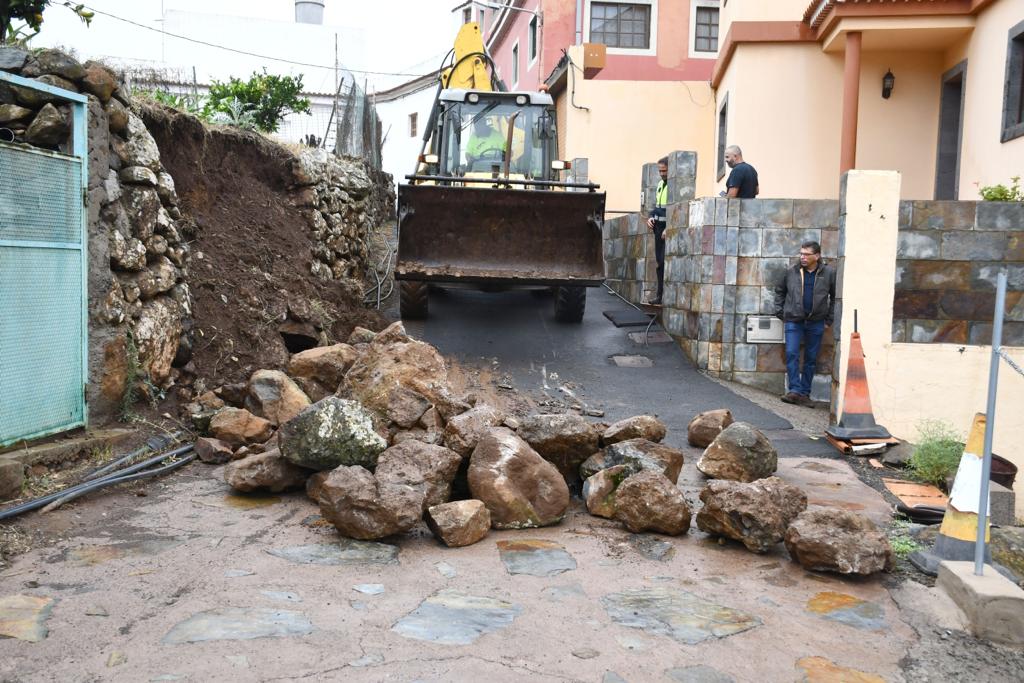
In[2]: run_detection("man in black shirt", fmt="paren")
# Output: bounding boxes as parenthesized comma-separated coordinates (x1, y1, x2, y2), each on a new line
(724, 145, 759, 199)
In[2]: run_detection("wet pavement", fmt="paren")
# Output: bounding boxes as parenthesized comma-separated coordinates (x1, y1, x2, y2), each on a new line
(0, 462, 920, 682)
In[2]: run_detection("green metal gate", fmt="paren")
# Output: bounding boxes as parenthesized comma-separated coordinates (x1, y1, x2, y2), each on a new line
(0, 72, 89, 447)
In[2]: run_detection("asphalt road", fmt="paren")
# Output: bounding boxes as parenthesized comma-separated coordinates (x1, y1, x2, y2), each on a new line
(401, 285, 833, 457)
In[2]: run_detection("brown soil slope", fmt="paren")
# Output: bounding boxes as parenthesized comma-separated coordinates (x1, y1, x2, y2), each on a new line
(140, 104, 386, 389)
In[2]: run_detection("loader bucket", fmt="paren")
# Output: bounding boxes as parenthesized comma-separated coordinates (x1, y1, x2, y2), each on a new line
(395, 184, 606, 286)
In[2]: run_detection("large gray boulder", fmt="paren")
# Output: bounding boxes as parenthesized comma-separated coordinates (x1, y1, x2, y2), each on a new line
(517, 413, 602, 483)
(613, 470, 691, 536)
(374, 440, 461, 511)
(468, 428, 569, 529)
(784, 507, 894, 575)
(580, 438, 684, 484)
(696, 477, 807, 553)
(602, 415, 667, 446)
(224, 449, 309, 493)
(697, 422, 777, 482)
(317, 466, 424, 540)
(278, 397, 387, 471)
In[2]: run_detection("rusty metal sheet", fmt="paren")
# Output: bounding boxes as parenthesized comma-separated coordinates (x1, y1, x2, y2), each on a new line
(395, 184, 606, 286)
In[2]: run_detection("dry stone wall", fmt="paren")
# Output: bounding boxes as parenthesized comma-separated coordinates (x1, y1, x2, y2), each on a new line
(1, 47, 191, 421)
(3, 47, 393, 426)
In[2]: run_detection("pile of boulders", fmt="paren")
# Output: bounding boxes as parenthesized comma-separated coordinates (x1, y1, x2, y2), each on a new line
(191, 322, 893, 574)
(685, 409, 894, 575)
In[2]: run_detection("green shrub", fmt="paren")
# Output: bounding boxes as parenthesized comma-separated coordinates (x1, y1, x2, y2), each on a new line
(978, 176, 1024, 202)
(139, 89, 204, 115)
(202, 69, 311, 133)
(908, 420, 965, 488)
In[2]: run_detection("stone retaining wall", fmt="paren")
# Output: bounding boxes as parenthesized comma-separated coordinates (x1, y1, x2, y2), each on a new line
(894, 200, 1024, 345)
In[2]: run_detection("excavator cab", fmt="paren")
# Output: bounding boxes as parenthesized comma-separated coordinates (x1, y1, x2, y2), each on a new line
(396, 89, 606, 322)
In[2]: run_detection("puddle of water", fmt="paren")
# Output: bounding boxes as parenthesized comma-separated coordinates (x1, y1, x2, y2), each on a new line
(266, 541, 399, 566)
(162, 607, 313, 644)
(542, 583, 586, 602)
(64, 539, 183, 567)
(601, 586, 761, 645)
(630, 535, 676, 562)
(610, 355, 654, 368)
(392, 590, 521, 645)
(497, 540, 577, 577)
(0, 595, 55, 642)
(806, 592, 886, 631)
(223, 494, 282, 509)
(666, 665, 736, 683)
(795, 656, 884, 683)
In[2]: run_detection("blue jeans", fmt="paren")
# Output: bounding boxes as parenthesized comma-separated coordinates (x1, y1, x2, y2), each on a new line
(785, 319, 825, 396)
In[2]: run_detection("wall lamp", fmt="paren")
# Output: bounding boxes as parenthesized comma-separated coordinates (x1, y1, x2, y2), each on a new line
(882, 69, 895, 99)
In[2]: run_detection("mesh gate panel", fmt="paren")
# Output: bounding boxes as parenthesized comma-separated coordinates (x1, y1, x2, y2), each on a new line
(0, 144, 85, 445)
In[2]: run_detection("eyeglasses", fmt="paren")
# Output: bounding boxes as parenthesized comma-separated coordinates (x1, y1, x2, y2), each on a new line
(799, 252, 818, 257)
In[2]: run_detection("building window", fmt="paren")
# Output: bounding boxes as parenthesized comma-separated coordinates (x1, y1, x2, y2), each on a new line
(717, 95, 728, 181)
(694, 6, 719, 53)
(512, 42, 520, 87)
(529, 16, 538, 63)
(463, 7, 471, 24)
(479, 8, 487, 29)
(409, 112, 417, 138)
(589, 2, 651, 50)
(1003, 19, 1024, 142)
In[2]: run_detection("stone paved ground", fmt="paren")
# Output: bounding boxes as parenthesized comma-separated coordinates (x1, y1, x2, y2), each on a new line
(1, 461, 918, 683)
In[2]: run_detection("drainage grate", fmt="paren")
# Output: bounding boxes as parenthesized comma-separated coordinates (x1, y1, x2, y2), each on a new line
(609, 355, 653, 368)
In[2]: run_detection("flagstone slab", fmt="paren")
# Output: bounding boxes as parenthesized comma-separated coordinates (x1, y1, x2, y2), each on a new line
(266, 540, 398, 566)
(806, 592, 887, 631)
(0, 595, 55, 642)
(162, 607, 313, 644)
(392, 589, 521, 645)
(496, 539, 576, 577)
(601, 586, 761, 645)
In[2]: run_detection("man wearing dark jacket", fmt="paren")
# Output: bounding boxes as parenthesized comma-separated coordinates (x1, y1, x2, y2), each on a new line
(774, 241, 835, 404)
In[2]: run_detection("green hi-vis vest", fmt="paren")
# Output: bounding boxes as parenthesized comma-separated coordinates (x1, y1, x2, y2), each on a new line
(656, 180, 668, 208)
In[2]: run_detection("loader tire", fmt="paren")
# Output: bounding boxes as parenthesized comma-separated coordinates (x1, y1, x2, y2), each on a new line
(554, 286, 586, 323)
(400, 280, 428, 319)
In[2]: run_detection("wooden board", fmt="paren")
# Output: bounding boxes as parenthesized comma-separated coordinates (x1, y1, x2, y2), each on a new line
(882, 478, 949, 508)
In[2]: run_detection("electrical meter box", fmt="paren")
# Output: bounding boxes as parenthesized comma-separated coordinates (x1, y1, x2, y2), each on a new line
(746, 315, 784, 343)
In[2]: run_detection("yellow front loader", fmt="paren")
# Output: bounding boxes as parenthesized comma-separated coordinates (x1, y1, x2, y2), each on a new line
(395, 22, 606, 322)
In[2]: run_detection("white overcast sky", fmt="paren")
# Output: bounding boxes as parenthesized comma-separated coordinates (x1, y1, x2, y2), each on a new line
(31, 0, 461, 91)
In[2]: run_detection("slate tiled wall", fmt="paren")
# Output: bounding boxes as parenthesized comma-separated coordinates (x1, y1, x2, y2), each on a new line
(893, 201, 1024, 345)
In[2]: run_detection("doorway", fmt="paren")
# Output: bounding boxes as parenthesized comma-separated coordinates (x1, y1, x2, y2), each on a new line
(934, 61, 966, 200)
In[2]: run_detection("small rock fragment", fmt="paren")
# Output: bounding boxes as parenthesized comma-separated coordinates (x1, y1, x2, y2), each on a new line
(223, 448, 309, 493)
(687, 409, 734, 448)
(426, 500, 491, 547)
(613, 470, 691, 536)
(209, 407, 274, 447)
(602, 415, 667, 446)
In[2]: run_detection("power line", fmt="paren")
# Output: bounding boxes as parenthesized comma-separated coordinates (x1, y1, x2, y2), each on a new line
(80, 4, 432, 78)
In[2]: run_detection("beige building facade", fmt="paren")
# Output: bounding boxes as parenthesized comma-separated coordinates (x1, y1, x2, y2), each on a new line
(712, 0, 1023, 200)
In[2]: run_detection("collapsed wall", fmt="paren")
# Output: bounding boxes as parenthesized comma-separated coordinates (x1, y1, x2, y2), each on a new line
(1, 46, 395, 426)
(140, 105, 393, 399)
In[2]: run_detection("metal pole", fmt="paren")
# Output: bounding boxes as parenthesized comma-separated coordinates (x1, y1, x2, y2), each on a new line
(975, 271, 1007, 576)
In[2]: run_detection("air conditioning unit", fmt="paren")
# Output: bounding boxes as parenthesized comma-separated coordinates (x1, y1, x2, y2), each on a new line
(746, 315, 784, 344)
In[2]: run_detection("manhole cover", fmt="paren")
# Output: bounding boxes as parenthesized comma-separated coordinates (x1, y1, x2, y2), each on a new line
(628, 331, 672, 344)
(610, 355, 653, 368)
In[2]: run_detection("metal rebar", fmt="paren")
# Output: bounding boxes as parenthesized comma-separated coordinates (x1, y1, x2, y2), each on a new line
(975, 271, 1007, 576)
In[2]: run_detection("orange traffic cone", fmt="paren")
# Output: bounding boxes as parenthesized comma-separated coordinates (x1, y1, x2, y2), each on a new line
(910, 413, 993, 575)
(826, 332, 892, 440)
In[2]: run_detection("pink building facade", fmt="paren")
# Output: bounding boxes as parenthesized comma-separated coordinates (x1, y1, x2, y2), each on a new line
(476, 0, 718, 90)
